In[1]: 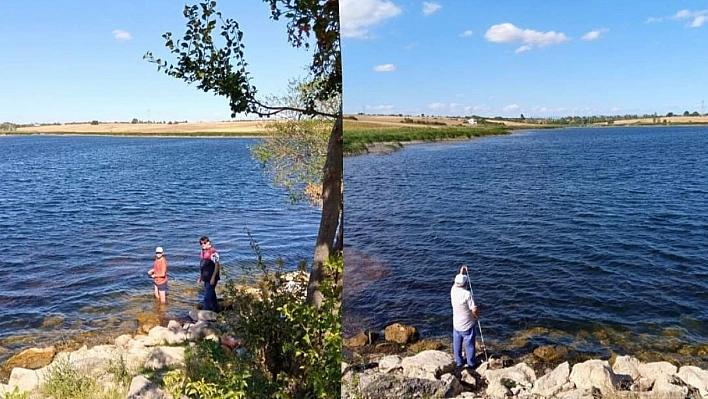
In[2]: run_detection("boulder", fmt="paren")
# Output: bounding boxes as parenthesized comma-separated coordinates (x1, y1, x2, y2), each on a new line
(569, 359, 618, 395)
(148, 325, 186, 345)
(485, 362, 536, 398)
(377, 355, 402, 373)
(186, 321, 218, 341)
(127, 375, 172, 399)
(384, 323, 419, 344)
(533, 345, 569, 363)
(677, 366, 708, 398)
(652, 374, 688, 399)
(409, 339, 444, 353)
(188, 310, 217, 322)
(401, 350, 455, 380)
(637, 361, 677, 386)
(143, 347, 185, 370)
(136, 312, 161, 334)
(343, 331, 370, 348)
(612, 355, 641, 381)
(532, 361, 570, 398)
(8, 366, 49, 393)
(3, 346, 56, 370)
(357, 372, 461, 398)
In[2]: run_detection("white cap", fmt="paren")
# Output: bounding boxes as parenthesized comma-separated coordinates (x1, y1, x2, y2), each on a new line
(454, 273, 468, 286)
(155, 247, 164, 253)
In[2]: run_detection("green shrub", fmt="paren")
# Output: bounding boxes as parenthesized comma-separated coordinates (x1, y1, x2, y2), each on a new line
(1, 386, 29, 399)
(38, 359, 128, 399)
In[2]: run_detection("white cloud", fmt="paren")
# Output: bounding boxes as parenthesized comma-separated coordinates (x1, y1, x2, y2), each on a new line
(373, 63, 396, 72)
(429, 102, 446, 109)
(112, 29, 132, 41)
(503, 104, 520, 112)
(404, 42, 417, 50)
(422, 2, 442, 16)
(459, 30, 474, 38)
(485, 22, 569, 53)
(647, 9, 708, 28)
(340, 0, 402, 38)
(581, 28, 608, 41)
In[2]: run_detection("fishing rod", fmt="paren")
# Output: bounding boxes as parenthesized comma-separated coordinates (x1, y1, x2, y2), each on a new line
(463, 265, 489, 362)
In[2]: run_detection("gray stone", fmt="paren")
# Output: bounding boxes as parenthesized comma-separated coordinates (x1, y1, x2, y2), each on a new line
(401, 350, 456, 380)
(569, 359, 618, 395)
(186, 320, 218, 341)
(613, 355, 641, 381)
(637, 361, 677, 386)
(652, 374, 688, 399)
(485, 362, 536, 399)
(677, 365, 708, 398)
(532, 361, 570, 398)
(188, 310, 218, 322)
(358, 372, 462, 398)
(143, 347, 185, 370)
(378, 355, 403, 373)
(127, 375, 172, 399)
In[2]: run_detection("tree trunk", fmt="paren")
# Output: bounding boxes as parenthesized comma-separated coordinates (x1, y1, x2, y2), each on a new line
(306, 112, 343, 307)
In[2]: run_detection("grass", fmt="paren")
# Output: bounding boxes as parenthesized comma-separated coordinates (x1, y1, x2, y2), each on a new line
(343, 122, 510, 155)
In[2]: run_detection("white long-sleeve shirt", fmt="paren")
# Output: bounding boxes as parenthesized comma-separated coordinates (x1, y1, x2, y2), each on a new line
(451, 284, 477, 331)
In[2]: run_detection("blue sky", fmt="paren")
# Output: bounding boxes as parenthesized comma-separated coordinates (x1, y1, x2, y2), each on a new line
(0, 1, 311, 124)
(340, 0, 708, 118)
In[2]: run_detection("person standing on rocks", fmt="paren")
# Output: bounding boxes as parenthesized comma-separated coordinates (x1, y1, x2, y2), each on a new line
(451, 265, 480, 369)
(148, 246, 168, 303)
(197, 236, 220, 311)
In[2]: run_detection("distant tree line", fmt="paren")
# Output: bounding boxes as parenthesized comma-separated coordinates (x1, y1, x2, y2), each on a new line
(0, 122, 18, 131)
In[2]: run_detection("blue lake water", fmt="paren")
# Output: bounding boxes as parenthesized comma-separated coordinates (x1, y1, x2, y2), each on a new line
(0, 135, 320, 363)
(344, 126, 708, 365)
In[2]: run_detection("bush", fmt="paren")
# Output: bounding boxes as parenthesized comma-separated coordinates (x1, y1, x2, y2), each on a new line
(163, 235, 342, 399)
(38, 359, 127, 399)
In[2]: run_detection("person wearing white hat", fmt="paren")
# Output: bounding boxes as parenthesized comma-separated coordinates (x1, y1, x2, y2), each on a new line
(147, 246, 169, 303)
(451, 265, 480, 369)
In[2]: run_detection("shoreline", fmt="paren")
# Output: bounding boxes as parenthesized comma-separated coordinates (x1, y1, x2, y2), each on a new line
(1, 132, 268, 139)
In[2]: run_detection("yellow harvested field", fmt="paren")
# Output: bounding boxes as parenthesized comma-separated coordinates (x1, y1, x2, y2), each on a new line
(611, 116, 708, 125)
(16, 120, 272, 134)
(347, 114, 471, 128)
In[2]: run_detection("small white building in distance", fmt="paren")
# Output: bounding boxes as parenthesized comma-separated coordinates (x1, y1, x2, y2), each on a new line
(467, 118, 477, 125)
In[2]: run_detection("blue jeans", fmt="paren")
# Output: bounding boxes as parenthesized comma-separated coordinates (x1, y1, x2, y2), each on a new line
(453, 325, 477, 367)
(203, 282, 218, 311)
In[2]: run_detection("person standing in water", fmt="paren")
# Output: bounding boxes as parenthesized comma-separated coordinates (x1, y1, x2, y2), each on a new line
(148, 246, 168, 303)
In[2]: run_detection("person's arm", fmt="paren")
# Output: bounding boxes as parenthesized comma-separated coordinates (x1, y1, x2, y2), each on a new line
(210, 259, 220, 285)
(468, 293, 479, 318)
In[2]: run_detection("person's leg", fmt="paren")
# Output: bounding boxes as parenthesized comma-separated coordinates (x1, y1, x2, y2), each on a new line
(153, 284, 159, 300)
(463, 325, 477, 367)
(452, 328, 464, 367)
(204, 282, 216, 311)
(157, 283, 167, 303)
(211, 283, 219, 312)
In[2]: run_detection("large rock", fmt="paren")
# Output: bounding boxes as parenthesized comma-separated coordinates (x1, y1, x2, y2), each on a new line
(569, 359, 618, 395)
(401, 350, 455, 380)
(148, 323, 187, 345)
(485, 362, 536, 399)
(677, 366, 708, 398)
(409, 339, 444, 353)
(652, 374, 688, 399)
(143, 347, 185, 370)
(612, 355, 641, 381)
(8, 366, 49, 393)
(532, 361, 570, 397)
(188, 310, 217, 322)
(3, 346, 56, 370)
(357, 372, 461, 398)
(637, 361, 678, 386)
(377, 355, 403, 373)
(127, 375, 172, 399)
(186, 321, 218, 341)
(533, 345, 569, 363)
(343, 331, 371, 348)
(384, 323, 419, 344)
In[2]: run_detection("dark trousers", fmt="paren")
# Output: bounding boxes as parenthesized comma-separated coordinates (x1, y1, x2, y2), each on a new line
(203, 281, 218, 311)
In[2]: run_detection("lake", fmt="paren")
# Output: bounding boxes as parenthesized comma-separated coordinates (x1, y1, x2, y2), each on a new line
(344, 126, 708, 366)
(0, 135, 320, 363)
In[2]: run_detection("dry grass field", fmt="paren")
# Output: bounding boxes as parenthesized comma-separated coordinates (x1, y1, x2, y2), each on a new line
(609, 115, 708, 125)
(14, 120, 273, 135)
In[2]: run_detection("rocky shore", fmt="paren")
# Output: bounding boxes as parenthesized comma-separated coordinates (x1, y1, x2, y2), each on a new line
(343, 323, 708, 398)
(0, 310, 223, 398)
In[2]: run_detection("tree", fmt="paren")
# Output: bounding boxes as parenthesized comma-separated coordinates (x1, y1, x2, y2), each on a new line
(131, 118, 139, 124)
(683, 111, 690, 116)
(666, 112, 674, 117)
(145, 0, 341, 308)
